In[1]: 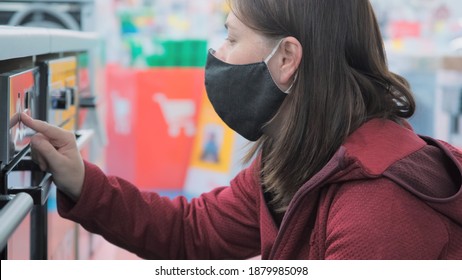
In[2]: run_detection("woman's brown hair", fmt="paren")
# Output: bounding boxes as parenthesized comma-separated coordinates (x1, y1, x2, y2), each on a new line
(228, 0, 415, 212)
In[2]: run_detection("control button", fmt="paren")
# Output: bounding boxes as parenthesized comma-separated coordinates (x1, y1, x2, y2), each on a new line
(51, 89, 70, 110)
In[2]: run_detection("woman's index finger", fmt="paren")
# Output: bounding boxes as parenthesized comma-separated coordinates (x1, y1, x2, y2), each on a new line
(20, 112, 66, 141)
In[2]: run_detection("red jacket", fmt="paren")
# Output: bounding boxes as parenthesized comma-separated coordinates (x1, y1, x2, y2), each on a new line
(58, 119, 462, 259)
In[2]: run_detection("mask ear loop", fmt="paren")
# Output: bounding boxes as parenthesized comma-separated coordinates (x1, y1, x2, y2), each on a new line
(264, 39, 284, 64)
(284, 71, 298, 94)
(264, 39, 298, 94)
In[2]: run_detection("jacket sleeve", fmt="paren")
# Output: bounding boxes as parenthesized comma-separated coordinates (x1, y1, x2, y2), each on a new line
(57, 160, 262, 259)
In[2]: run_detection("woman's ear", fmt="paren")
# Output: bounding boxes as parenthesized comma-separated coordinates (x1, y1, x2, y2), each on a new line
(277, 37, 302, 89)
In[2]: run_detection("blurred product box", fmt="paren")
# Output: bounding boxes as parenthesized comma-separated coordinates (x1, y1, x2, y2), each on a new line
(442, 56, 462, 71)
(126, 37, 208, 68)
(105, 64, 204, 190)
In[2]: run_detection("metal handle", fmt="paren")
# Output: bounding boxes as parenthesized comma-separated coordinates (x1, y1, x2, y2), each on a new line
(75, 129, 94, 151)
(79, 96, 97, 108)
(8, 172, 52, 206)
(0, 193, 33, 251)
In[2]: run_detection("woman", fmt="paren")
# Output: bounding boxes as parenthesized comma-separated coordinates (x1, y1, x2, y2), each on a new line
(22, 0, 462, 259)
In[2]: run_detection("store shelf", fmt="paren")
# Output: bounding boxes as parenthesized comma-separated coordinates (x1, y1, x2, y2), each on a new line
(0, 6, 100, 260)
(2, 0, 93, 3)
(0, 26, 98, 61)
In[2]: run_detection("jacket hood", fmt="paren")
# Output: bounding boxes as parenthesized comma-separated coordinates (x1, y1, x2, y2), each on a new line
(334, 119, 462, 227)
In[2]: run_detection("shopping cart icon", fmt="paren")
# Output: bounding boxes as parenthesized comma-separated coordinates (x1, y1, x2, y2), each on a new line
(153, 93, 196, 137)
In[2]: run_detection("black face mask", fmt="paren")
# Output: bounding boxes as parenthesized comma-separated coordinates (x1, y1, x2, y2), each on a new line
(204, 42, 293, 141)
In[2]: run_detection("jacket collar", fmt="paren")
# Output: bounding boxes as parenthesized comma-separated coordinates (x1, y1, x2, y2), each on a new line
(342, 119, 426, 176)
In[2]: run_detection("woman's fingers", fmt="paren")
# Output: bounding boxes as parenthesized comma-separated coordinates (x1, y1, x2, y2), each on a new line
(21, 112, 84, 201)
(21, 113, 73, 146)
(29, 133, 50, 172)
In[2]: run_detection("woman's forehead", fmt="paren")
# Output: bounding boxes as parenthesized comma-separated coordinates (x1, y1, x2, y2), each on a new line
(225, 12, 263, 38)
(225, 12, 241, 30)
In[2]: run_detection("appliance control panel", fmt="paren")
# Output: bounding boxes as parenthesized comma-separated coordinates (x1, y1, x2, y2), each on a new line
(39, 56, 78, 131)
(0, 67, 39, 167)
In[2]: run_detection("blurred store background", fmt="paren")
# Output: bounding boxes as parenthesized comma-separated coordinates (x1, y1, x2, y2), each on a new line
(370, 0, 462, 143)
(0, 0, 461, 260)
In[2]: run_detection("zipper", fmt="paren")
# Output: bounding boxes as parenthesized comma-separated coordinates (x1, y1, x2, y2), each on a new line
(268, 147, 346, 259)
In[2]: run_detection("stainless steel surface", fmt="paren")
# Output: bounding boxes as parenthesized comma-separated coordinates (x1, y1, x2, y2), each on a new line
(0, 26, 98, 61)
(75, 129, 94, 150)
(0, 1, 92, 3)
(0, 193, 33, 251)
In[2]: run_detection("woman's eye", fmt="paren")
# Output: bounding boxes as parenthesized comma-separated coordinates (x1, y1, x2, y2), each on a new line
(226, 37, 236, 44)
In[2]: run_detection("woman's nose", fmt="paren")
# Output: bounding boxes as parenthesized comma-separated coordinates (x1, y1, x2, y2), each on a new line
(213, 44, 227, 62)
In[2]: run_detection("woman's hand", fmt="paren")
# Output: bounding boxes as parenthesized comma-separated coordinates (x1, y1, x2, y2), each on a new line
(20, 113, 84, 201)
